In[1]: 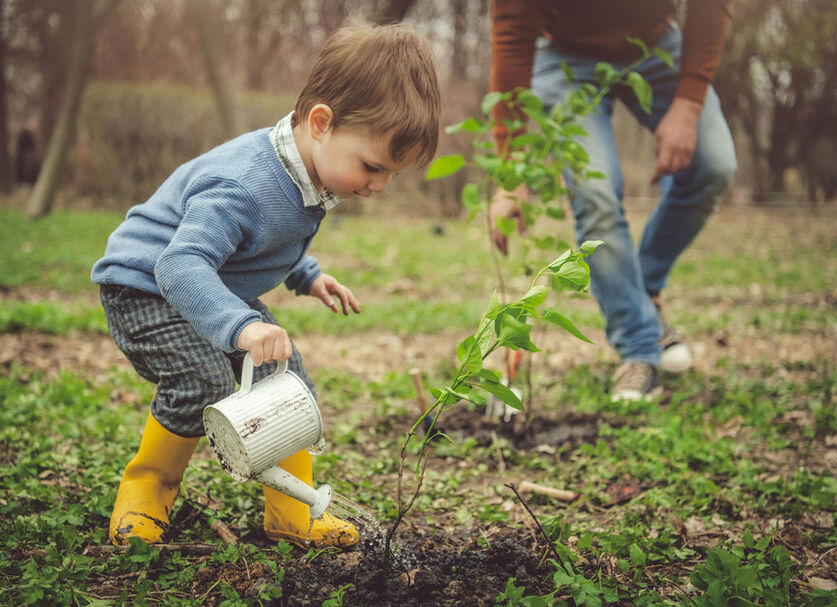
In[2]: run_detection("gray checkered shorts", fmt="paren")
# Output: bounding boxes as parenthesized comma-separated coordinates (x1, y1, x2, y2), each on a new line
(100, 285, 314, 438)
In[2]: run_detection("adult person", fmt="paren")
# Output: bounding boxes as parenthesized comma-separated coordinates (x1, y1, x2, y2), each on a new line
(490, 0, 737, 401)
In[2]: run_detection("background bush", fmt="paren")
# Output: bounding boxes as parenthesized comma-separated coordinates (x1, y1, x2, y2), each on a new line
(73, 82, 295, 204)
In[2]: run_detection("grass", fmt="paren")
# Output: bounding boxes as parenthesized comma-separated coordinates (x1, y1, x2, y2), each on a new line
(1, 200, 835, 605)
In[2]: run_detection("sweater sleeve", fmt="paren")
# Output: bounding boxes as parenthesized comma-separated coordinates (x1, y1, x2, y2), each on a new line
(490, 0, 543, 153)
(154, 179, 262, 352)
(284, 254, 321, 295)
(676, 0, 732, 104)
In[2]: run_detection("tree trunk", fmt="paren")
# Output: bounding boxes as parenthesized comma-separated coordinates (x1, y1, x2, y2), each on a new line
(0, 0, 11, 193)
(189, 0, 238, 140)
(450, 0, 468, 81)
(374, 0, 416, 24)
(24, 0, 118, 218)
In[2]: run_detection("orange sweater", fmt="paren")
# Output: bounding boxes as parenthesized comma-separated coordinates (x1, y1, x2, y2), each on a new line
(491, 0, 732, 148)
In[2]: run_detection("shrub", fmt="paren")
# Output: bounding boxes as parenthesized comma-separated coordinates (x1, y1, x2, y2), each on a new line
(74, 82, 295, 204)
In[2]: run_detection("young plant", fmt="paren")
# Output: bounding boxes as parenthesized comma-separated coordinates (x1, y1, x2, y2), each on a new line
(385, 47, 666, 557)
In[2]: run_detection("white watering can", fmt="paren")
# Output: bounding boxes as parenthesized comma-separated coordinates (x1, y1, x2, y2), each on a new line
(203, 354, 331, 518)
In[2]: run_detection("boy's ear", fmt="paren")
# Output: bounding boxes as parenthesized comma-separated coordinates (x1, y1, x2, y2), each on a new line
(308, 104, 334, 141)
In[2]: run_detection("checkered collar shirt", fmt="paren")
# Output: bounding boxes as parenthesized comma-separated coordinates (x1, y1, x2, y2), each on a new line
(269, 112, 342, 211)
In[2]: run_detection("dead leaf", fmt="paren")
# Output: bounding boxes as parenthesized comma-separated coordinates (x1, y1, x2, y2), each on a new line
(684, 517, 706, 538)
(400, 568, 419, 587)
(809, 577, 837, 591)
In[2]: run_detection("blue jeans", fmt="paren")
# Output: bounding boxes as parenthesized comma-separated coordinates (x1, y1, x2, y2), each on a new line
(531, 24, 736, 365)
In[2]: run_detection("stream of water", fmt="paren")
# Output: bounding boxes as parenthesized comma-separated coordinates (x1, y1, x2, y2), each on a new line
(318, 490, 419, 570)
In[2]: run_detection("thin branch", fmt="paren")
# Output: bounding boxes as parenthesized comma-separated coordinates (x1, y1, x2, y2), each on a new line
(505, 482, 561, 565)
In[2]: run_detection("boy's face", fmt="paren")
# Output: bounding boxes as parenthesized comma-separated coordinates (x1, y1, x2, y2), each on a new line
(308, 118, 418, 199)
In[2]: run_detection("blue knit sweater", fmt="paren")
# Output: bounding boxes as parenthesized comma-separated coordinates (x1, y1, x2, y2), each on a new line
(91, 128, 326, 352)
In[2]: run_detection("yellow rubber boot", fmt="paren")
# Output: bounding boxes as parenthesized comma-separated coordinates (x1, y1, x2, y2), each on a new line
(263, 450, 359, 548)
(109, 413, 199, 545)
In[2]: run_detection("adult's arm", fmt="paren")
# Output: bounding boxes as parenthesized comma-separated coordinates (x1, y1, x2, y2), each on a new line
(490, 0, 542, 153)
(676, 0, 733, 104)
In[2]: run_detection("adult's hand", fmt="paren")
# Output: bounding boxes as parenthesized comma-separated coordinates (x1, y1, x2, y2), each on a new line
(651, 97, 702, 185)
(489, 184, 529, 255)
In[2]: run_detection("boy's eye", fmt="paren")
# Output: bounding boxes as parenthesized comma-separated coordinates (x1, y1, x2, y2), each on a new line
(363, 163, 380, 173)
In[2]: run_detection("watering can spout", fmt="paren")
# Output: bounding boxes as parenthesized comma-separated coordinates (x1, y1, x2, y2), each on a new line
(256, 466, 332, 519)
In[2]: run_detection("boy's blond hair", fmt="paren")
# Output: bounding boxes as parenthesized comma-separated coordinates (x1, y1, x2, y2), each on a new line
(294, 23, 440, 167)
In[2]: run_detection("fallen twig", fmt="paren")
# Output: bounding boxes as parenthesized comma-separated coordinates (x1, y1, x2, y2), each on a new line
(83, 543, 218, 556)
(518, 480, 578, 502)
(505, 483, 561, 565)
(490, 429, 507, 472)
(211, 519, 239, 545)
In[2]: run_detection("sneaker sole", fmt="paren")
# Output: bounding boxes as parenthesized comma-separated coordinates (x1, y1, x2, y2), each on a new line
(610, 384, 663, 403)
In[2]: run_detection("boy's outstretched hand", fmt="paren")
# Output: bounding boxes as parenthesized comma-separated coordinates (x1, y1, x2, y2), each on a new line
(237, 321, 291, 366)
(309, 273, 361, 315)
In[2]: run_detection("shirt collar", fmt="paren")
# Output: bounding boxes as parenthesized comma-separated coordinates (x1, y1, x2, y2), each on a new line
(269, 112, 342, 211)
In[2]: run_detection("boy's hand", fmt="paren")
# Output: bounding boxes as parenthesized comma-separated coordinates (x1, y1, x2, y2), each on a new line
(309, 273, 361, 315)
(237, 321, 291, 366)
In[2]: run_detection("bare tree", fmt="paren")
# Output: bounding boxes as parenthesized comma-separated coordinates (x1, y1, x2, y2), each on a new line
(24, 0, 119, 218)
(374, 0, 416, 24)
(188, 0, 238, 140)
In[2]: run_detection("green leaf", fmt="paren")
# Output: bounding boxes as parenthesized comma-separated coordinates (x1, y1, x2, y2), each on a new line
(473, 154, 502, 173)
(627, 71, 652, 114)
(540, 309, 593, 343)
(653, 47, 675, 68)
(547, 249, 572, 272)
(510, 133, 542, 148)
(456, 335, 483, 374)
(532, 235, 556, 250)
(445, 117, 484, 134)
(425, 154, 465, 180)
(481, 91, 504, 116)
(480, 379, 523, 411)
(579, 240, 605, 255)
(518, 285, 548, 310)
(461, 183, 480, 217)
(476, 292, 502, 354)
(627, 36, 649, 55)
(553, 259, 590, 291)
(545, 204, 565, 220)
(495, 215, 517, 237)
(496, 314, 539, 352)
(594, 62, 617, 86)
(517, 89, 543, 111)
(629, 543, 647, 567)
(561, 123, 588, 137)
(559, 60, 575, 82)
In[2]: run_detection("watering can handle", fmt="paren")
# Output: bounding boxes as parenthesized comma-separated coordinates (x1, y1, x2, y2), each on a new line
(239, 353, 289, 396)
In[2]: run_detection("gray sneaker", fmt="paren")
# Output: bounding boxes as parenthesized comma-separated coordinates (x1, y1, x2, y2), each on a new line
(610, 362, 662, 403)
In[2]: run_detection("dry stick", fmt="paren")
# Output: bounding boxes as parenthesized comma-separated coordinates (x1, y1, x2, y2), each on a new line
(518, 480, 578, 502)
(505, 483, 562, 565)
(409, 369, 429, 416)
(211, 519, 239, 545)
(190, 491, 239, 545)
(490, 429, 507, 472)
(83, 543, 218, 556)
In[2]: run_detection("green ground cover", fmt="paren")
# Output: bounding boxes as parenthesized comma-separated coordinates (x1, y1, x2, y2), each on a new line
(1, 202, 835, 605)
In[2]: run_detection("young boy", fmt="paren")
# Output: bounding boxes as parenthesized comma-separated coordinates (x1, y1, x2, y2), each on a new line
(91, 23, 440, 549)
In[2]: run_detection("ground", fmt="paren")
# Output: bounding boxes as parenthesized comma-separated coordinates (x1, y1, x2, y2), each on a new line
(1, 203, 835, 605)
